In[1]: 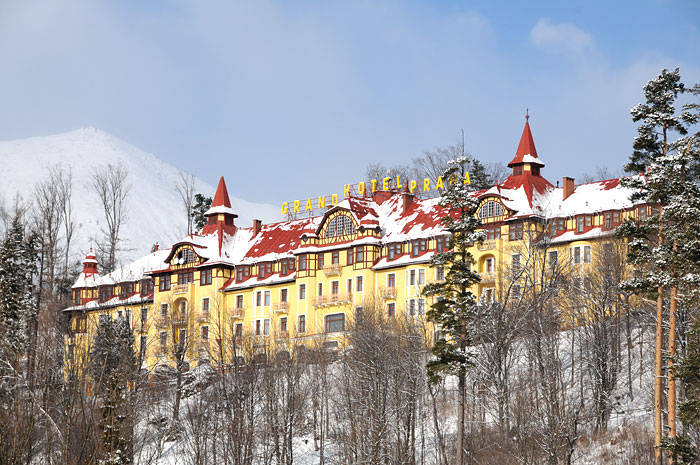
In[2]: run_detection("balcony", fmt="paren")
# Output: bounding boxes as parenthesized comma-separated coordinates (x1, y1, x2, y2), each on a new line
(379, 287, 397, 299)
(480, 272, 496, 283)
(313, 293, 352, 307)
(172, 283, 190, 295)
(322, 264, 342, 276)
(273, 301, 290, 313)
(195, 311, 210, 323)
(171, 313, 188, 326)
(155, 315, 170, 329)
(478, 240, 496, 251)
(228, 307, 245, 319)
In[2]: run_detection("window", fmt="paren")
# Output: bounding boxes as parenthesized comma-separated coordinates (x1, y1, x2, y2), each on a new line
(571, 246, 581, 264)
(280, 258, 295, 276)
(418, 299, 425, 315)
(202, 297, 210, 312)
(604, 213, 612, 230)
(258, 262, 273, 279)
(120, 282, 133, 299)
(513, 285, 522, 299)
(280, 288, 288, 302)
(160, 303, 168, 318)
(511, 254, 521, 273)
(550, 218, 565, 237)
(639, 206, 647, 221)
(331, 281, 339, 295)
(236, 266, 250, 282)
(437, 266, 445, 282)
(347, 249, 354, 265)
(613, 212, 620, 224)
(98, 286, 112, 303)
(159, 275, 171, 291)
(411, 239, 427, 256)
(178, 271, 194, 285)
(508, 222, 522, 241)
(436, 235, 449, 252)
(299, 284, 306, 300)
(235, 323, 243, 339)
(585, 216, 592, 228)
(485, 226, 500, 240)
(264, 319, 270, 335)
(298, 255, 307, 271)
(387, 243, 403, 260)
(418, 269, 425, 285)
(548, 250, 558, 269)
(387, 302, 396, 318)
(347, 278, 352, 294)
(198, 269, 211, 286)
(280, 317, 288, 333)
(177, 248, 197, 264)
(73, 290, 81, 305)
(356, 276, 363, 292)
(478, 200, 505, 219)
(201, 326, 209, 340)
(408, 299, 416, 315)
(318, 253, 325, 270)
(584, 246, 591, 264)
(485, 257, 494, 274)
(160, 331, 167, 348)
(482, 288, 494, 303)
(178, 329, 187, 346)
(387, 273, 396, 288)
(236, 295, 244, 309)
(298, 315, 306, 333)
(576, 217, 585, 233)
(409, 269, 416, 285)
(332, 251, 339, 264)
(141, 278, 154, 296)
(318, 283, 323, 296)
(325, 313, 345, 333)
(325, 215, 356, 238)
(256, 291, 262, 307)
(140, 335, 147, 357)
(141, 307, 148, 327)
(264, 290, 271, 306)
(255, 320, 261, 335)
(117, 310, 123, 319)
(355, 306, 364, 323)
(355, 247, 364, 263)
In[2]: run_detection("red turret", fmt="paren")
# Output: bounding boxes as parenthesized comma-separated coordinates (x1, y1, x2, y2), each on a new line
(507, 111, 545, 170)
(201, 177, 238, 254)
(82, 247, 99, 277)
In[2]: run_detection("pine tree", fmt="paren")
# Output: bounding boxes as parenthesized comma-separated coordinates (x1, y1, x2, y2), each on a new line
(191, 193, 212, 232)
(423, 156, 483, 465)
(618, 68, 700, 465)
(90, 316, 137, 465)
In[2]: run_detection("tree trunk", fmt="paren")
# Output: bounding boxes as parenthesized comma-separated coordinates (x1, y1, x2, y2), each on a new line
(654, 285, 664, 465)
(457, 371, 465, 465)
(668, 282, 678, 465)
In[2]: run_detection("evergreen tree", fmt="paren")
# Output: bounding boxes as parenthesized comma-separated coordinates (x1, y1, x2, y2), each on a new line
(618, 68, 700, 465)
(0, 217, 37, 374)
(90, 316, 137, 465)
(191, 193, 212, 232)
(423, 156, 484, 465)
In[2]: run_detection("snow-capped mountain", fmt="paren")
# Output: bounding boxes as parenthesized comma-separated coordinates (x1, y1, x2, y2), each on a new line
(0, 127, 280, 266)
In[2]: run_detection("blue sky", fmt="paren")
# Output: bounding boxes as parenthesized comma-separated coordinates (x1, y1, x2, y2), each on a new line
(1, 0, 698, 206)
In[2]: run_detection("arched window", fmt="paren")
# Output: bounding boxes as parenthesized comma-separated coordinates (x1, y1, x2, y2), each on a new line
(176, 248, 197, 264)
(324, 214, 356, 238)
(478, 200, 505, 219)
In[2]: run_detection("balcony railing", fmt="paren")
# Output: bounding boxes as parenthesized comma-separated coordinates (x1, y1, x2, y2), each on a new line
(480, 272, 496, 283)
(228, 307, 245, 319)
(172, 283, 190, 295)
(171, 313, 188, 325)
(273, 301, 290, 313)
(312, 293, 353, 307)
(322, 264, 342, 276)
(195, 311, 210, 323)
(155, 315, 170, 329)
(478, 240, 496, 251)
(379, 287, 397, 299)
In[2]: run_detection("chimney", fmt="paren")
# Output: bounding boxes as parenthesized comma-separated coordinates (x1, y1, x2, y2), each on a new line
(253, 219, 262, 236)
(153, 242, 159, 252)
(402, 193, 414, 214)
(563, 177, 575, 200)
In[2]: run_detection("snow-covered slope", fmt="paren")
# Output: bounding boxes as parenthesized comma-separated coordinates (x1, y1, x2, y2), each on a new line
(0, 127, 279, 265)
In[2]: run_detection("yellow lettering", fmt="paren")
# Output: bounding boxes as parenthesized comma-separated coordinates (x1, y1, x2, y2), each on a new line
(293, 200, 300, 213)
(344, 184, 351, 198)
(371, 179, 378, 192)
(396, 175, 403, 189)
(409, 180, 417, 193)
(318, 196, 326, 209)
(464, 172, 471, 184)
(358, 182, 365, 195)
(282, 202, 288, 214)
(382, 177, 390, 190)
(331, 194, 339, 205)
(305, 198, 313, 211)
(423, 178, 431, 191)
(436, 177, 444, 189)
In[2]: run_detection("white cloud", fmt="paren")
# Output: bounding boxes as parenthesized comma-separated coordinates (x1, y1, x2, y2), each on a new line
(530, 18, 596, 59)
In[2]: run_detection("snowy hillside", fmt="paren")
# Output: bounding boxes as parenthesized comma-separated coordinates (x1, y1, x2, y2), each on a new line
(0, 127, 280, 265)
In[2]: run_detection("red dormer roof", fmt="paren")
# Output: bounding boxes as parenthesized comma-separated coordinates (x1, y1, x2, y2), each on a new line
(508, 115, 544, 168)
(212, 176, 231, 208)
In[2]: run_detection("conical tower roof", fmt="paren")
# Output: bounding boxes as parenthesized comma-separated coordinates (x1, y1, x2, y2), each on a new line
(507, 113, 545, 168)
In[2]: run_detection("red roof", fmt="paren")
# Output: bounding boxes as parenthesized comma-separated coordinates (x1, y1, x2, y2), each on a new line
(212, 176, 232, 208)
(500, 171, 553, 206)
(508, 116, 543, 168)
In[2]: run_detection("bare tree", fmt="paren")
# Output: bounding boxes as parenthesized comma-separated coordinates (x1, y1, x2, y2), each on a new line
(90, 163, 131, 273)
(175, 172, 197, 235)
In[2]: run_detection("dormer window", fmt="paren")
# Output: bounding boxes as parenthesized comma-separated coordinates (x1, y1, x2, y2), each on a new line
(478, 200, 505, 219)
(174, 248, 197, 265)
(325, 214, 356, 238)
(280, 258, 296, 276)
(258, 262, 273, 279)
(236, 266, 250, 282)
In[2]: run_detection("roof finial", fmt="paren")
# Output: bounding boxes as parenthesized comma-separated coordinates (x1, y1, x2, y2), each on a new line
(526, 108, 529, 121)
